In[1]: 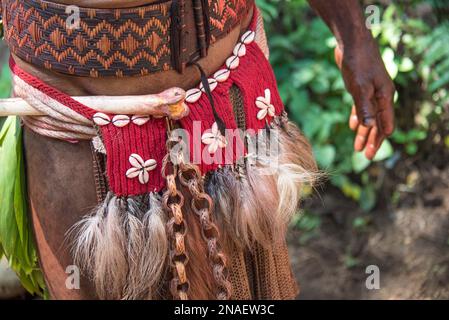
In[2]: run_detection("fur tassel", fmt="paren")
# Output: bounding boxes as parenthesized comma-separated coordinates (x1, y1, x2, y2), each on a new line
(68, 192, 112, 274)
(205, 115, 319, 249)
(275, 117, 318, 226)
(68, 192, 168, 300)
(137, 194, 168, 299)
(122, 198, 145, 299)
(95, 196, 128, 299)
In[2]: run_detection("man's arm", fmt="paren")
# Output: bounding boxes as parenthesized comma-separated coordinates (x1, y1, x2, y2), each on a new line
(308, 0, 395, 160)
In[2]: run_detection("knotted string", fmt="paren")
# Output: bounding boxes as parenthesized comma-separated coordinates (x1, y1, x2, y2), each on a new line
(191, 62, 227, 136)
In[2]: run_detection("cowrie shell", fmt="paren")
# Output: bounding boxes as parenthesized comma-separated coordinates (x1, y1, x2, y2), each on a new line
(131, 115, 150, 126)
(214, 69, 231, 82)
(185, 88, 202, 103)
(200, 78, 218, 93)
(233, 43, 246, 57)
(241, 30, 256, 44)
(226, 55, 240, 70)
(129, 153, 144, 167)
(112, 115, 130, 127)
(144, 159, 157, 171)
(93, 112, 111, 126)
(126, 167, 141, 179)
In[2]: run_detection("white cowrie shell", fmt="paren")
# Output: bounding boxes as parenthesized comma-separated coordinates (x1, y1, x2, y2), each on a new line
(144, 159, 157, 171)
(129, 153, 144, 167)
(112, 114, 130, 127)
(226, 55, 240, 70)
(185, 88, 202, 103)
(126, 167, 141, 179)
(139, 170, 150, 184)
(213, 69, 231, 82)
(233, 43, 246, 57)
(241, 30, 256, 44)
(131, 115, 150, 126)
(93, 112, 111, 126)
(200, 78, 218, 93)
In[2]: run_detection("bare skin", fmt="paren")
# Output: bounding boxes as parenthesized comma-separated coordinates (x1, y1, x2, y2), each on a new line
(308, 0, 396, 160)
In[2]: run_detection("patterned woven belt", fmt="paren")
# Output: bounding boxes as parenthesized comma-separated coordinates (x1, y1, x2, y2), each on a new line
(1, 0, 254, 77)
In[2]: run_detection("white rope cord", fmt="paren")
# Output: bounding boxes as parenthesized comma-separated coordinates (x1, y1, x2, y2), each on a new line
(12, 75, 96, 141)
(26, 114, 97, 136)
(21, 117, 95, 141)
(13, 75, 92, 125)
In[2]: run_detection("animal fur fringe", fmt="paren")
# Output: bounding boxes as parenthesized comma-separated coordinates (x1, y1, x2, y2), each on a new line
(68, 192, 168, 300)
(205, 113, 319, 250)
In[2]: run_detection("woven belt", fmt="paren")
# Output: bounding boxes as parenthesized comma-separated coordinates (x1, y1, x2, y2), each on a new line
(1, 0, 254, 77)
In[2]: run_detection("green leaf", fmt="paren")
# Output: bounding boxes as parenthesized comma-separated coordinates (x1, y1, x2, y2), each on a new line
(382, 48, 399, 79)
(406, 142, 418, 155)
(399, 57, 414, 72)
(360, 185, 377, 212)
(0, 118, 20, 256)
(344, 254, 360, 269)
(373, 139, 394, 161)
(0, 116, 46, 296)
(352, 152, 371, 173)
(313, 145, 336, 168)
(0, 67, 12, 99)
(429, 72, 449, 92)
(353, 216, 369, 229)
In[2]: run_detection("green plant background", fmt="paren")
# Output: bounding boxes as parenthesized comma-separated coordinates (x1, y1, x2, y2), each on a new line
(258, 0, 448, 212)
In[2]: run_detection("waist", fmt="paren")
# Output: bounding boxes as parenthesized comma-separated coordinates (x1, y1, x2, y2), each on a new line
(1, 0, 254, 78)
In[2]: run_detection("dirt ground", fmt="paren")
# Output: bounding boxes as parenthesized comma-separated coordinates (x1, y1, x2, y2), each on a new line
(289, 162, 449, 300)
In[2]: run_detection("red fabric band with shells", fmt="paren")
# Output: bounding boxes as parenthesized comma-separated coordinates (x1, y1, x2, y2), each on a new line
(9, 9, 285, 197)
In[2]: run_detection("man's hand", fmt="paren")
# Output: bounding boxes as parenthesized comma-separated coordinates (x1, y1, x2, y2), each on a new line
(334, 44, 395, 160)
(307, 0, 395, 160)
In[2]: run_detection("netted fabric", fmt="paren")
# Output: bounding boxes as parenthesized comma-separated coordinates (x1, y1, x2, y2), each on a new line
(225, 242, 298, 300)
(90, 142, 109, 203)
(249, 242, 298, 299)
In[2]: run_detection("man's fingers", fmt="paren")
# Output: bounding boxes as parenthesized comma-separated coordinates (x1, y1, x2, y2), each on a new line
(349, 105, 359, 131)
(377, 98, 394, 136)
(352, 84, 377, 127)
(365, 126, 384, 160)
(334, 46, 343, 69)
(354, 125, 371, 152)
(375, 83, 395, 136)
(377, 109, 394, 136)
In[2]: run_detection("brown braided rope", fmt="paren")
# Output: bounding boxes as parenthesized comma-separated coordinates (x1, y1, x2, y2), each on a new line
(178, 160, 232, 300)
(162, 130, 190, 300)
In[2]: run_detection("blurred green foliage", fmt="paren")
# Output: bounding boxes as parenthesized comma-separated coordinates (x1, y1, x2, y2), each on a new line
(0, 60, 11, 98)
(257, 0, 449, 212)
(0, 52, 46, 296)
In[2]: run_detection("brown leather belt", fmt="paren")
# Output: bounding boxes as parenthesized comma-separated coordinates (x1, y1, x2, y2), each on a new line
(1, 0, 254, 77)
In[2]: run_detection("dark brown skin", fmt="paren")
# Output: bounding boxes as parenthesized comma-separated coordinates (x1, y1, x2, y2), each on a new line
(23, 129, 98, 299)
(308, 0, 396, 160)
